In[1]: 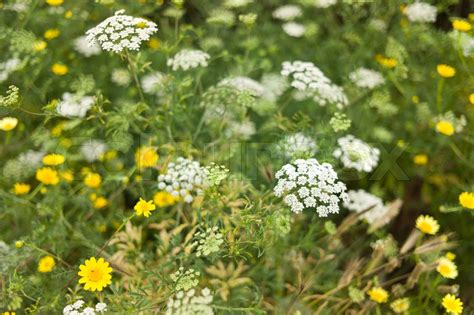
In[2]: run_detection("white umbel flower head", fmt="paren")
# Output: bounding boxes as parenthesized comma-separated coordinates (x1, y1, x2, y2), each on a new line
(272, 5, 302, 21)
(95, 302, 107, 313)
(314, 0, 337, 8)
(56, 93, 95, 118)
(277, 133, 318, 159)
(73, 36, 101, 57)
(333, 135, 380, 172)
(80, 140, 107, 162)
(0, 58, 21, 83)
(349, 68, 385, 89)
(260, 73, 289, 101)
(166, 288, 214, 315)
(141, 72, 166, 96)
(218, 76, 265, 97)
(157, 157, 208, 203)
(167, 49, 210, 71)
(274, 159, 348, 216)
(344, 189, 389, 224)
(405, 2, 437, 23)
(282, 61, 348, 108)
(282, 22, 305, 37)
(85, 10, 158, 53)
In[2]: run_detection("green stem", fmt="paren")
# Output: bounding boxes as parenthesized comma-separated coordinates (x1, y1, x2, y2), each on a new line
(25, 242, 72, 268)
(125, 50, 146, 104)
(436, 78, 444, 114)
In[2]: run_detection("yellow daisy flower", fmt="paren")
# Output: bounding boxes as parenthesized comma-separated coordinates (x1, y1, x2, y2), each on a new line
(0, 117, 19, 131)
(413, 154, 428, 165)
(84, 172, 102, 188)
(78, 257, 112, 292)
(459, 192, 474, 209)
(46, 0, 64, 6)
(60, 170, 74, 183)
(51, 63, 68, 75)
(437, 64, 456, 78)
(436, 120, 455, 136)
(134, 198, 156, 217)
(437, 257, 458, 279)
(135, 146, 159, 169)
(15, 241, 24, 248)
(32, 40, 47, 52)
(390, 297, 410, 313)
(36, 167, 60, 185)
(445, 252, 456, 261)
(442, 294, 463, 315)
(14, 183, 31, 195)
(154, 191, 179, 207)
(452, 19, 472, 32)
(367, 287, 389, 303)
(93, 197, 109, 209)
(38, 255, 55, 273)
(44, 28, 60, 40)
(42, 153, 65, 166)
(469, 93, 474, 105)
(416, 215, 440, 235)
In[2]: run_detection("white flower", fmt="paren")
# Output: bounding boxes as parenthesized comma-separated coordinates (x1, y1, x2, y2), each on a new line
(226, 120, 256, 140)
(349, 68, 385, 89)
(18, 150, 44, 167)
(0, 58, 21, 83)
(274, 159, 348, 216)
(141, 72, 166, 96)
(218, 76, 265, 97)
(282, 22, 305, 37)
(80, 140, 107, 162)
(449, 31, 474, 57)
(95, 302, 107, 313)
(344, 190, 389, 224)
(157, 157, 208, 203)
(314, 0, 337, 8)
(333, 135, 380, 172)
(166, 288, 214, 315)
(111, 68, 131, 86)
(192, 226, 224, 257)
(223, 0, 252, 8)
(86, 10, 158, 53)
(272, 5, 302, 21)
(281, 61, 348, 108)
(260, 73, 289, 101)
(433, 111, 466, 134)
(72, 300, 85, 310)
(405, 2, 437, 23)
(167, 49, 210, 71)
(277, 133, 318, 159)
(73, 36, 101, 57)
(56, 92, 95, 118)
(82, 307, 96, 315)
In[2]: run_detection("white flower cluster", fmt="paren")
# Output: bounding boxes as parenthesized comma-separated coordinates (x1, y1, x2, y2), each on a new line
(349, 68, 385, 89)
(274, 159, 348, 216)
(277, 133, 318, 159)
(18, 150, 44, 167)
(218, 76, 265, 97)
(281, 61, 348, 108)
(85, 10, 158, 53)
(63, 300, 107, 315)
(56, 92, 95, 118)
(314, 0, 337, 8)
(282, 22, 305, 37)
(166, 288, 214, 315)
(171, 267, 200, 291)
(450, 31, 474, 57)
(73, 36, 101, 57)
(158, 157, 207, 203)
(344, 190, 389, 224)
(192, 226, 224, 257)
(272, 5, 302, 21)
(260, 73, 289, 101)
(226, 120, 256, 140)
(0, 58, 21, 83)
(434, 111, 467, 134)
(167, 49, 210, 71)
(333, 135, 380, 172)
(80, 139, 107, 162)
(111, 68, 131, 86)
(141, 72, 166, 96)
(405, 2, 437, 23)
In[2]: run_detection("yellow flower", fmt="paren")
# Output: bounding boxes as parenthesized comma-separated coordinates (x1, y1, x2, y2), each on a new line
(93, 197, 109, 209)
(437, 257, 458, 279)
(375, 54, 397, 68)
(459, 192, 474, 209)
(0, 117, 18, 131)
(134, 198, 156, 217)
(64, 10, 73, 18)
(78, 257, 112, 292)
(445, 252, 456, 261)
(84, 172, 102, 188)
(411, 95, 419, 103)
(413, 154, 428, 165)
(96, 224, 107, 233)
(14, 183, 30, 195)
(416, 215, 440, 235)
(38, 255, 55, 273)
(367, 287, 389, 303)
(15, 241, 24, 248)
(470, 93, 474, 105)
(148, 38, 160, 49)
(452, 19, 472, 32)
(436, 120, 455, 136)
(46, 0, 64, 6)
(36, 167, 60, 185)
(442, 294, 463, 315)
(60, 170, 74, 183)
(33, 40, 47, 52)
(135, 147, 159, 169)
(51, 63, 68, 75)
(42, 153, 65, 166)
(44, 28, 60, 40)
(154, 191, 179, 207)
(437, 64, 456, 78)
(390, 298, 410, 313)
(2, 312, 16, 315)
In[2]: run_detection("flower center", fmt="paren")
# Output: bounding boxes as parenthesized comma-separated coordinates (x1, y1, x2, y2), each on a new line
(88, 268, 103, 282)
